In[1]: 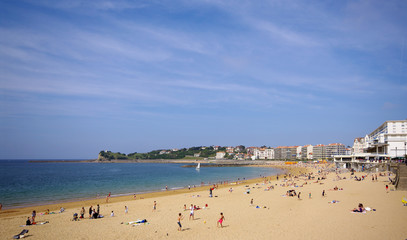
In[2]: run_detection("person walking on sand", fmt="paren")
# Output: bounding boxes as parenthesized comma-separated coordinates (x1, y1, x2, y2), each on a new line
(153, 201, 157, 211)
(31, 210, 36, 223)
(322, 190, 325, 197)
(177, 213, 184, 231)
(125, 206, 128, 214)
(386, 185, 389, 193)
(298, 192, 301, 199)
(217, 212, 225, 228)
(189, 204, 194, 220)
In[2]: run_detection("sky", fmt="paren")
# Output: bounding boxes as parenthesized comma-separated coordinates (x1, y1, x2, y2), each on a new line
(0, 0, 406, 159)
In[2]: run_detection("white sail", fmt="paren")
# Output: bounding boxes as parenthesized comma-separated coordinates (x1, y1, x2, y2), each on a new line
(196, 163, 200, 169)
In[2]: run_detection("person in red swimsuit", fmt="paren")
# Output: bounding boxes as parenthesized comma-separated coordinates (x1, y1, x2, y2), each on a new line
(217, 212, 225, 228)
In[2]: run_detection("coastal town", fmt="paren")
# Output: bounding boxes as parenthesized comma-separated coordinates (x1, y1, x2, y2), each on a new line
(102, 119, 407, 163)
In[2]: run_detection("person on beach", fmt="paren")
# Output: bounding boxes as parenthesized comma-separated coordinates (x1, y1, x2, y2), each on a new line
(309, 193, 311, 199)
(125, 206, 128, 214)
(31, 210, 36, 223)
(93, 209, 99, 219)
(386, 185, 389, 193)
(184, 204, 187, 211)
(352, 203, 365, 212)
(166, 185, 168, 191)
(177, 213, 184, 231)
(298, 192, 301, 199)
(111, 211, 114, 217)
(153, 201, 157, 211)
(189, 204, 194, 220)
(250, 199, 253, 206)
(322, 190, 325, 197)
(80, 207, 85, 218)
(134, 194, 136, 199)
(217, 212, 225, 228)
(26, 217, 32, 226)
(97, 204, 100, 215)
(89, 206, 93, 218)
(0, 203, 2, 211)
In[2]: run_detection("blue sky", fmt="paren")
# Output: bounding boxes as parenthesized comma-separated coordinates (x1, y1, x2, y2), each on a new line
(0, 0, 406, 159)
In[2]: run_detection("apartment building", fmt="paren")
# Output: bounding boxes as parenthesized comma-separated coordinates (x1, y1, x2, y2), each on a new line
(253, 148, 274, 160)
(326, 143, 346, 157)
(313, 143, 345, 159)
(274, 146, 298, 160)
(301, 145, 313, 160)
(364, 120, 407, 158)
(313, 144, 326, 159)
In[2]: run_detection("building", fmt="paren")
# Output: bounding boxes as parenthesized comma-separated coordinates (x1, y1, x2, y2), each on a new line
(312, 144, 326, 160)
(313, 143, 346, 159)
(253, 148, 274, 160)
(226, 147, 235, 153)
(216, 152, 226, 159)
(235, 145, 245, 152)
(352, 137, 365, 154)
(301, 145, 313, 160)
(246, 147, 259, 155)
(274, 146, 298, 160)
(325, 143, 346, 157)
(364, 120, 407, 158)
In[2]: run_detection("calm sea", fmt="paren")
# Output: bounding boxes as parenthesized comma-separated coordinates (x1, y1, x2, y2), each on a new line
(0, 160, 282, 209)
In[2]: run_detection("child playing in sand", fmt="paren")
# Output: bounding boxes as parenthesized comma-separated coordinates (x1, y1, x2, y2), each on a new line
(217, 213, 225, 228)
(177, 213, 184, 231)
(189, 204, 194, 220)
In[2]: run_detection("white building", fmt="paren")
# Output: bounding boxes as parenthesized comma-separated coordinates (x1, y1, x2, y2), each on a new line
(364, 120, 407, 158)
(352, 137, 365, 154)
(296, 146, 302, 159)
(253, 148, 274, 160)
(301, 145, 313, 160)
(216, 152, 226, 159)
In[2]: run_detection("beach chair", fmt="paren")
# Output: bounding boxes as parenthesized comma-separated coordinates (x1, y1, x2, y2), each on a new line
(402, 197, 407, 206)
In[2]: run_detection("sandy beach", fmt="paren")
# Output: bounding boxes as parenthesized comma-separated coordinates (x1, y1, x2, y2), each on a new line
(1, 163, 406, 240)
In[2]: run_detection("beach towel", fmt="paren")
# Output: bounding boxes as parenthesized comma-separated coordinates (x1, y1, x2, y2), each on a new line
(124, 219, 147, 225)
(20, 221, 49, 227)
(13, 229, 28, 239)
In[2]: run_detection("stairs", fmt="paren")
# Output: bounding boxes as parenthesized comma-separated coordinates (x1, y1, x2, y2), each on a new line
(396, 164, 407, 191)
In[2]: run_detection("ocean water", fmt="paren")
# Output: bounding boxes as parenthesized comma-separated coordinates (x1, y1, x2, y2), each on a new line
(0, 160, 282, 209)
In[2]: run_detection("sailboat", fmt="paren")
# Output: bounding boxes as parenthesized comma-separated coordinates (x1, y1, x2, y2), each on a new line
(196, 162, 201, 170)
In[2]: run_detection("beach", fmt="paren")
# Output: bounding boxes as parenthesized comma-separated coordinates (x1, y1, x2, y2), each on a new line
(1, 164, 406, 240)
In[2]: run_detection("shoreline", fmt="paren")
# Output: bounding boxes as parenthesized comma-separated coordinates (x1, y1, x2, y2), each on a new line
(0, 164, 304, 218)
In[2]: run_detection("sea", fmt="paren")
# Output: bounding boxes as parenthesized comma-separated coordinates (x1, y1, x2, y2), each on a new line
(0, 160, 282, 209)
